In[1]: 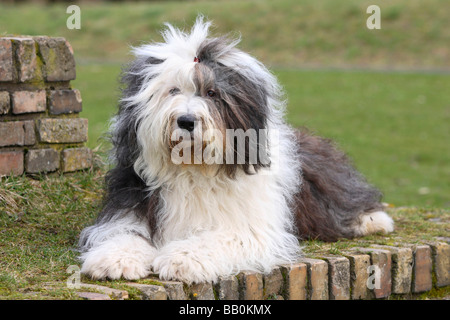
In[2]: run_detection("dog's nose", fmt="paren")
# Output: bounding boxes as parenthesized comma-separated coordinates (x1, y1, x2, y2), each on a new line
(177, 114, 197, 132)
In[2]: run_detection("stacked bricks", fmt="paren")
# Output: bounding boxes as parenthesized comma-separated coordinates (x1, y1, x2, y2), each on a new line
(71, 241, 450, 300)
(0, 36, 92, 176)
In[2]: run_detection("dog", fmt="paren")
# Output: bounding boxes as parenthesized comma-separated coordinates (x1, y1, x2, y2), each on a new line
(79, 17, 394, 283)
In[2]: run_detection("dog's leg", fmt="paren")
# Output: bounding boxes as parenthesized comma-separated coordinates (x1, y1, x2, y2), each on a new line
(79, 214, 157, 280)
(152, 233, 232, 283)
(352, 210, 394, 236)
(152, 229, 300, 283)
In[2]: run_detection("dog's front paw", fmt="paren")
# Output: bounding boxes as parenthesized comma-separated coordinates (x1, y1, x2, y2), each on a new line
(80, 236, 157, 280)
(152, 248, 219, 284)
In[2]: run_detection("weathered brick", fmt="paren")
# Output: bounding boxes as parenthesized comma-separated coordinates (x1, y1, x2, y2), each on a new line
(298, 258, 329, 300)
(280, 262, 307, 300)
(263, 267, 283, 299)
(38, 118, 88, 143)
(429, 242, 450, 287)
(25, 148, 59, 173)
(0, 91, 10, 114)
(238, 272, 263, 300)
(216, 275, 239, 300)
(158, 280, 187, 300)
(374, 245, 413, 294)
(358, 248, 392, 299)
(412, 245, 433, 293)
(323, 256, 350, 300)
(0, 38, 14, 82)
(77, 292, 111, 300)
(125, 283, 167, 300)
(0, 150, 23, 176)
(345, 253, 371, 300)
(0, 120, 34, 147)
(0, 121, 25, 147)
(48, 89, 82, 115)
(80, 283, 128, 300)
(62, 147, 92, 172)
(35, 37, 76, 82)
(12, 90, 46, 114)
(189, 282, 215, 300)
(12, 37, 38, 82)
(23, 120, 36, 146)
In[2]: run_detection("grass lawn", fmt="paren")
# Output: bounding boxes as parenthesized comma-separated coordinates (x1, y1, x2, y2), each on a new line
(74, 64, 450, 208)
(0, 169, 448, 299)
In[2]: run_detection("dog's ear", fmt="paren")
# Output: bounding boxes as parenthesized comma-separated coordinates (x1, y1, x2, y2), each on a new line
(111, 56, 164, 168)
(97, 56, 165, 228)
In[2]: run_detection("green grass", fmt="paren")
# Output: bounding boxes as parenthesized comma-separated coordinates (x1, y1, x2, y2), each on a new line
(73, 63, 450, 208)
(0, 0, 449, 69)
(277, 70, 450, 208)
(0, 170, 448, 299)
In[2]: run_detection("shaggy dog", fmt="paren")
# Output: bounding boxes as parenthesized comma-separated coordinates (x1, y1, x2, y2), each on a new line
(79, 17, 394, 283)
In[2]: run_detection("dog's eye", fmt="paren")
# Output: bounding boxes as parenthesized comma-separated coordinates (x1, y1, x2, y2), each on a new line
(206, 89, 216, 98)
(169, 88, 180, 95)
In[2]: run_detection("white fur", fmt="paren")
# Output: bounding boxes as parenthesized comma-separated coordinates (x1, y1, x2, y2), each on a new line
(79, 17, 392, 284)
(354, 211, 395, 236)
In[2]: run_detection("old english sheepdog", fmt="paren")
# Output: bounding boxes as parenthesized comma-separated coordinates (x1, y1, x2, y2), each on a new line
(79, 17, 394, 283)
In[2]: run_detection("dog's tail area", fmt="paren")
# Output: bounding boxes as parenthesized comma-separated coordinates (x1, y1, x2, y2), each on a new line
(292, 129, 394, 241)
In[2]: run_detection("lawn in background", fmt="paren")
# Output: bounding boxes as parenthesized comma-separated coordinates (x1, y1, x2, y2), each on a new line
(0, 0, 449, 69)
(73, 64, 450, 208)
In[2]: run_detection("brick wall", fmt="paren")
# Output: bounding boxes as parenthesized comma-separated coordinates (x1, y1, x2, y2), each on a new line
(0, 36, 92, 176)
(71, 241, 449, 300)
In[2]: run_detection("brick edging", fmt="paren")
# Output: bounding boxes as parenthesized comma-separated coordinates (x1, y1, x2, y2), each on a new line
(74, 241, 449, 300)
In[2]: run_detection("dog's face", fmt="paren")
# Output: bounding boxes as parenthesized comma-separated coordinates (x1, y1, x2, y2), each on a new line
(114, 18, 282, 185)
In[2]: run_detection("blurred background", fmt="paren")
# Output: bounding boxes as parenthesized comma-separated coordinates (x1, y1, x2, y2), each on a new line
(1, 0, 449, 208)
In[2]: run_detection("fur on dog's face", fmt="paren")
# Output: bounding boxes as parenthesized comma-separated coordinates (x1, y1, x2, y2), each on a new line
(114, 17, 284, 186)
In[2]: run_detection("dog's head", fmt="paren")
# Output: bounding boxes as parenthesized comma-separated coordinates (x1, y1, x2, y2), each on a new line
(112, 17, 285, 186)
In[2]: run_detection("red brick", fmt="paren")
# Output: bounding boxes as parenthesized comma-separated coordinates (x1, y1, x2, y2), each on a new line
(0, 38, 14, 82)
(25, 148, 60, 173)
(11, 37, 38, 82)
(48, 89, 82, 114)
(35, 37, 76, 82)
(188, 282, 215, 300)
(323, 256, 350, 300)
(358, 248, 392, 299)
(216, 275, 239, 300)
(23, 120, 36, 146)
(12, 90, 46, 114)
(61, 147, 92, 172)
(345, 253, 371, 300)
(0, 121, 35, 147)
(125, 283, 167, 300)
(429, 242, 450, 287)
(238, 272, 263, 300)
(263, 267, 283, 299)
(0, 121, 25, 147)
(280, 262, 307, 300)
(412, 245, 433, 293)
(0, 91, 10, 114)
(373, 245, 413, 294)
(298, 258, 329, 300)
(38, 118, 88, 144)
(0, 150, 23, 176)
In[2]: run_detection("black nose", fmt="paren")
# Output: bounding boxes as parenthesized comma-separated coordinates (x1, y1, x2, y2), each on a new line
(177, 115, 197, 132)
